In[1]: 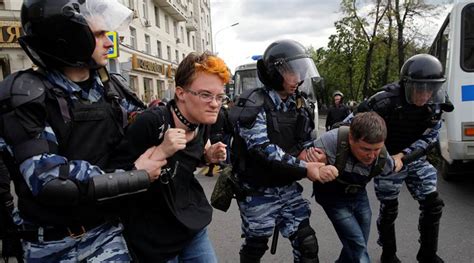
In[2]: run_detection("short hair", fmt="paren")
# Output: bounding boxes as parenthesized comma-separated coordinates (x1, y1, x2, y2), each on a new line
(175, 52, 230, 89)
(350, 112, 387, 143)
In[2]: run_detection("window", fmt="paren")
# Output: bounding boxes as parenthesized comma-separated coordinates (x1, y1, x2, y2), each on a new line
(173, 21, 178, 38)
(181, 26, 185, 43)
(430, 17, 449, 71)
(129, 75, 138, 92)
(130, 26, 137, 49)
(175, 50, 179, 63)
(119, 0, 132, 9)
(167, 46, 171, 60)
(142, 0, 148, 20)
(157, 80, 165, 99)
(144, 77, 153, 103)
(462, 4, 474, 71)
(165, 15, 170, 33)
(182, 53, 185, 61)
(192, 36, 195, 49)
(145, 34, 151, 54)
(154, 6, 160, 27)
(157, 40, 162, 58)
(187, 31, 190, 47)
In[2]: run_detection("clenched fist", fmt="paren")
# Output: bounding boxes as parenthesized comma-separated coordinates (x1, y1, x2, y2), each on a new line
(204, 142, 227, 164)
(153, 128, 187, 160)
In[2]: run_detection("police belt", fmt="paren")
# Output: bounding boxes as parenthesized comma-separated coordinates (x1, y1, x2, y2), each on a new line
(17, 220, 108, 242)
(335, 178, 366, 195)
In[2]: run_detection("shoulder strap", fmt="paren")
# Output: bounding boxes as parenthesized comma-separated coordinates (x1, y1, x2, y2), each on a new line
(368, 146, 388, 179)
(148, 104, 172, 144)
(335, 126, 350, 174)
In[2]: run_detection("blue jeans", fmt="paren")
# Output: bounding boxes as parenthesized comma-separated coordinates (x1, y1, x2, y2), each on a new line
(315, 192, 372, 263)
(166, 228, 217, 263)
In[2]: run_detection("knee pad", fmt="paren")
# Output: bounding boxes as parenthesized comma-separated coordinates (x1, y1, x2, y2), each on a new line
(240, 236, 269, 260)
(420, 192, 444, 218)
(379, 199, 398, 224)
(291, 221, 319, 261)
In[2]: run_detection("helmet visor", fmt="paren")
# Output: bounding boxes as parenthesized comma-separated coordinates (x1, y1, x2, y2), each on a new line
(405, 81, 445, 106)
(275, 57, 320, 95)
(81, 0, 132, 32)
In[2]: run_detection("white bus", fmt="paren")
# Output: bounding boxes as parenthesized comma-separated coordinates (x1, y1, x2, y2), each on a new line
(232, 62, 264, 101)
(429, 0, 474, 179)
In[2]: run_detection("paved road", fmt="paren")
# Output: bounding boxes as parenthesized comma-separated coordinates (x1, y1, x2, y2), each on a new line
(200, 116, 474, 263)
(3, 116, 474, 262)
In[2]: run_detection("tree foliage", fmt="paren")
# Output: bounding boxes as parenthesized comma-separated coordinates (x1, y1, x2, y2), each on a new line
(310, 0, 439, 105)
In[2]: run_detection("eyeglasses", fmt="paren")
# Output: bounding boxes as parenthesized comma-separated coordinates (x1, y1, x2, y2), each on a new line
(185, 89, 229, 105)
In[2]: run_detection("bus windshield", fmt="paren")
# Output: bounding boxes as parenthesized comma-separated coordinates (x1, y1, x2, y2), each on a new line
(234, 69, 263, 95)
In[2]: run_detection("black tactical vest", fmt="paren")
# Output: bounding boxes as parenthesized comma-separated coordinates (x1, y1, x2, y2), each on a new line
(373, 84, 439, 155)
(3, 71, 135, 226)
(234, 90, 309, 187)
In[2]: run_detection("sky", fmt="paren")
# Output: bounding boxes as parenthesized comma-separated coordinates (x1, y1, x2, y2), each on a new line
(210, 0, 453, 73)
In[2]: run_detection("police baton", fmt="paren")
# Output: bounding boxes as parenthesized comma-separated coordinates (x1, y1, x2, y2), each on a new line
(270, 225, 279, 254)
(401, 143, 436, 165)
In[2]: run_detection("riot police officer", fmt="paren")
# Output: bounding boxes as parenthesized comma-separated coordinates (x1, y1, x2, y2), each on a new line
(0, 0, 165, 261)
(357, 54, 454, 263)
(230, 39, 338, 263)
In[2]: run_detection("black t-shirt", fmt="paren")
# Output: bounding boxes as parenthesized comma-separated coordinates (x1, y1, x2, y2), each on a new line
(109, 105, 212, 262)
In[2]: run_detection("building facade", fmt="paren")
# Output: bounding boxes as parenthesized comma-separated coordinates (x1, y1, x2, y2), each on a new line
(0, 0, 214, 103)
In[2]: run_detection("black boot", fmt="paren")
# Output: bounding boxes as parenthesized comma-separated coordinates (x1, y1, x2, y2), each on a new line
(240, 253, 261, 263)
(381, 251, 401, 263)
(416, 192, 445, 263)
(377, 200, 400, 263)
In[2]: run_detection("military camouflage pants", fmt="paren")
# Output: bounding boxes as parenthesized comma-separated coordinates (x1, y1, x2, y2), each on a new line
(22, 222, 130, 262)
(374, 158, 438, 201)
(237, 182, 311, 260)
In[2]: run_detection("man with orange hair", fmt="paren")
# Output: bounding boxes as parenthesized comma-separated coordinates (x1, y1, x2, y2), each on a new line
(110, 52, 230, 262)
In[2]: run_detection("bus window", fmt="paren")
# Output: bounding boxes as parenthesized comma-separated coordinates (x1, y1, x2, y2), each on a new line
(462, 3, 474, 71)
(234, 69, 263, 95)
(430, 17, 450, 71)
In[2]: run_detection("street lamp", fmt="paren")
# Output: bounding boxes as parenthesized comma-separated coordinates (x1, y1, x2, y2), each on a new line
(213, 22, 239, 54)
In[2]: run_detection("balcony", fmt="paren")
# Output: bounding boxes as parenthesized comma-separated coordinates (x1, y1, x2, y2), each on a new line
(154, 0, 186, 22)
(185, 18, 198, 31)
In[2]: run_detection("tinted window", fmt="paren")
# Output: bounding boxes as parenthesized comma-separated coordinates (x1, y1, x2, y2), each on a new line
(462, 4, 474, 71)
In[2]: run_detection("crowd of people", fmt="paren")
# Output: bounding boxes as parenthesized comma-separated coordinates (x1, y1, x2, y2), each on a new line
(0, 0, 454, 262)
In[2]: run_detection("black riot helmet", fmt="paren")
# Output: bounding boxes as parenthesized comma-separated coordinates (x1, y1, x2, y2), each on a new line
(257, 39, 320, 94)
(20, 0, 132, 69)
(400, 54, 446, 106)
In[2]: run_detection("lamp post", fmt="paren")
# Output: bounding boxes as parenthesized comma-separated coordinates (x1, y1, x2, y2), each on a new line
(213, 22, 239, 54)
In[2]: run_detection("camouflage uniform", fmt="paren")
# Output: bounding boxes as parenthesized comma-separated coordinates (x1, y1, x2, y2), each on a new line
(374, 120, 440, 201)
(236, 88, 314, 262)
(356, 81, 449, 263)
(0, 70, 143, 262)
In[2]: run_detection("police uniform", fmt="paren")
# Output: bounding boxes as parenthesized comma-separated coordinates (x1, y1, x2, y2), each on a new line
(357, 82, 449, 262)
(231, 87, 318, 262)
(0, 68, 146, 262)
(313, 128, 394, 263)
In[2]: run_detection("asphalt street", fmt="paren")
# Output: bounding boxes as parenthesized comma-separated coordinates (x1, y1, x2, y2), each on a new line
(2, 117, 474, 263)
(200, 116, 474, 263)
